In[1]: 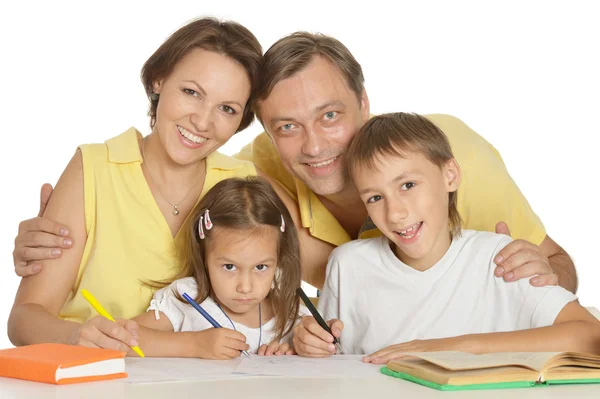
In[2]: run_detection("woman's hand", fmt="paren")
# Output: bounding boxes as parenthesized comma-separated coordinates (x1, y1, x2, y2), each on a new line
(67, 316, 140, 354)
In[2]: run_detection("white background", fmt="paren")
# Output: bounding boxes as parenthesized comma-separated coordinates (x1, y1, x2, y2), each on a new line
(0, 1, 598, 350)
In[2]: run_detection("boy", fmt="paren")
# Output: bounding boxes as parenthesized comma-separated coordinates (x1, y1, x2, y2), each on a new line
(293, 113, 600, 362)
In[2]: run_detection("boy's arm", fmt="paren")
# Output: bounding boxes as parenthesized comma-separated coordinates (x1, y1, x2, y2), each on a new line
(294, 256, 343, 357)
(364, 301, 600, 364)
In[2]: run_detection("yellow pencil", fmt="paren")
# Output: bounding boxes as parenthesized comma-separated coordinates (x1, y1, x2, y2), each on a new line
(81, 289, 145, 358)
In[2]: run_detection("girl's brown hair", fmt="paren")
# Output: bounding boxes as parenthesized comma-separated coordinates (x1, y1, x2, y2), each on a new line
(347, 113, 462, 238)
(141, 17, 263, 132)
(175, 176, 301, 341)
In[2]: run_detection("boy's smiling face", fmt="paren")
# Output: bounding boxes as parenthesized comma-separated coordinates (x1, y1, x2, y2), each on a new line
(353, 149, 460, 271)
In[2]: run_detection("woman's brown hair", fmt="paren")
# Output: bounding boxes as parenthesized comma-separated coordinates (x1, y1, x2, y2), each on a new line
(141, 17, 263, 132)
(175, 176, 301, 341)
(347, 113, 462, 238)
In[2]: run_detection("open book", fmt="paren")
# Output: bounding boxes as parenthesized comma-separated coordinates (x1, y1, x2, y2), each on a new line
(0, 343, 126, 385)
(381, 351, 600, 391)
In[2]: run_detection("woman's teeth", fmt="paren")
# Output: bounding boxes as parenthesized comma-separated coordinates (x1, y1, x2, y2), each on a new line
(178, 126, 207, 144)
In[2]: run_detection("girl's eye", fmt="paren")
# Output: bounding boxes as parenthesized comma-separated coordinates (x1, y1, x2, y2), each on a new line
(402, 182, 416, 190)
(220, 105, 236, 115)
(223, 264, 237, 271)
(254, 264, 268, 271)
(324, 111, 337, 120)
(183, 88, 200, 97)
(367, 195, 382, 204)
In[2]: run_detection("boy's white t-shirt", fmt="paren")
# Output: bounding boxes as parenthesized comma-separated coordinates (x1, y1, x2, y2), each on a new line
(318, 230, 577, 355)
(147, 277, 309, 354)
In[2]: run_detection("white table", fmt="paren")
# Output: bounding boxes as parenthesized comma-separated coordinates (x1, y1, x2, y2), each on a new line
(2, 374, 600, 398)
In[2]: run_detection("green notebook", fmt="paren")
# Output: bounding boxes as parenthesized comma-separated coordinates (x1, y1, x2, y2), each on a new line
(380, 351, 600, 391)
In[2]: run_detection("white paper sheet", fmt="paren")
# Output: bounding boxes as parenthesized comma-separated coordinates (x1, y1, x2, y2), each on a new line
(125, 357, 244, 383)
(125, 355, 386, 383)
(234, 355, 386, 378)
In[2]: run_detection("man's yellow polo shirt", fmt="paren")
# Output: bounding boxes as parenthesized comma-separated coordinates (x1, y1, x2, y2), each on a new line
(235, 114, 546, 247)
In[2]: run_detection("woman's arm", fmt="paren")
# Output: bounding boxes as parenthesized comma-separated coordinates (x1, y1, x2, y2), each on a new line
(364, 301, 600, 363)
(8, 151, 137, 350)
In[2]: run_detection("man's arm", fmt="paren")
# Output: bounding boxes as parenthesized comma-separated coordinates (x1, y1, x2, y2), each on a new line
(429, 114, 577, 292)
(494, 221, 577, 293)
(540, 235, 577, 293)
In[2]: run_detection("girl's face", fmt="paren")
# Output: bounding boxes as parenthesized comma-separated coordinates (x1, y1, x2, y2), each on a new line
(152, 48, 251, 166)
(205, 226, 279, 315)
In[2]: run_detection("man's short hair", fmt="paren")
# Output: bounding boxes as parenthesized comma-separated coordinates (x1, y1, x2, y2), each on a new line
(253, 32, 365, 120)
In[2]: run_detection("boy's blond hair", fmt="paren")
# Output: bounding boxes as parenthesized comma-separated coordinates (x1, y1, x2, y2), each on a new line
(347, 112, 462, 237)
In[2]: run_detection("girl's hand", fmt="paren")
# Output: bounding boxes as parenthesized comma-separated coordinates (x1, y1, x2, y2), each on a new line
(362, 337, 463, 364)
(193, 328, 250, 360)
(67, 316, 139, 353)
(258, 340, 295, 356)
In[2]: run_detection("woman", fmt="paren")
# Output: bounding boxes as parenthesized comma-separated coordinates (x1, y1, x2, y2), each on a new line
(7, 18, 305, 354)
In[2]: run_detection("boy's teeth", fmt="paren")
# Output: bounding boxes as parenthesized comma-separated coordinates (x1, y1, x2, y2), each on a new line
(399, 222, 421, 236)
(308, 157, 337, 168)
(178, 126, 207, 144)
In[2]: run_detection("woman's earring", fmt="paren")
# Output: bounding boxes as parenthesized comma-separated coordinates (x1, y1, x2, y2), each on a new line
(150, 92, 159, 101)
(280, 215, 285, 232)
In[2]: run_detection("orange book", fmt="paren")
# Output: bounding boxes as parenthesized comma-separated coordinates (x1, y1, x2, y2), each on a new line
(0, 343, 127, 385)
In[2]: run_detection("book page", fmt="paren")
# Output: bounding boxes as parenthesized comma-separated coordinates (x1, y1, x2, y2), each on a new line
(396, 351, 562, 372)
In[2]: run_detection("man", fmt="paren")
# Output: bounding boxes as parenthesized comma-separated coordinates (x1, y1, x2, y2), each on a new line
(13, 32, 576, 294)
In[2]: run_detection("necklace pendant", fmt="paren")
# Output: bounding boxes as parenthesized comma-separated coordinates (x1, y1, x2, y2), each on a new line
(172, 206, 180, 216)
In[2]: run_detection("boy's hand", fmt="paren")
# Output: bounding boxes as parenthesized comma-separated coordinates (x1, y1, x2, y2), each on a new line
(293, 316, 343, 357)
(258, 340, 295, 356)
(193, 328, 249, 360)
(493, 222, 558, 287)
(363, 337, 459, 364)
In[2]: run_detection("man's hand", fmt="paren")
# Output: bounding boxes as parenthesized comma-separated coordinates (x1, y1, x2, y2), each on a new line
(13, 184, 73, 277)
(494, 221, 558, 287)
(293, 316, 343, 357)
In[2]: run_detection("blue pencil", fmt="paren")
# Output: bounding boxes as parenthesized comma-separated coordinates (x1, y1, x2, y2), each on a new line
(182, 292, 251, 358)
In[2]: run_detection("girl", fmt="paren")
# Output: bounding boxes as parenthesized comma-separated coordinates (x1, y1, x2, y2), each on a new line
(133, 177, 307, 358)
